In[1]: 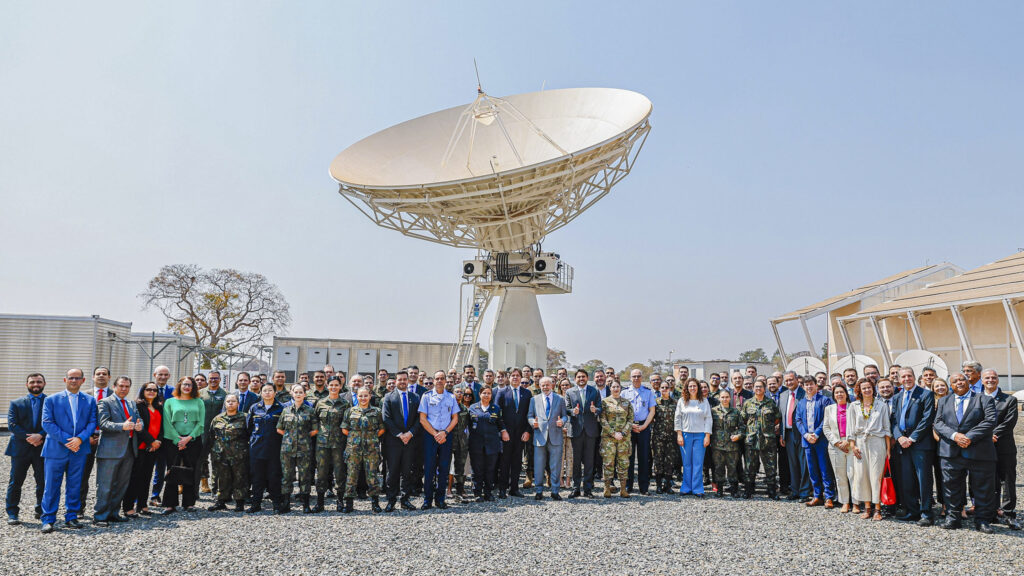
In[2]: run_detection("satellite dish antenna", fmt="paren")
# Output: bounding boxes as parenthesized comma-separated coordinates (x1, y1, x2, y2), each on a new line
(330, 85, 652, 370)
(831, 354, 878, 378)
(786, 356, 827, 377)
(893, 350, 949, 381)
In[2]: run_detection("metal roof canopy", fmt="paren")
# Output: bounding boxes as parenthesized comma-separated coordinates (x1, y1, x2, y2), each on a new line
(838, 251, 1024, 369)
(770, 263, 961, 365)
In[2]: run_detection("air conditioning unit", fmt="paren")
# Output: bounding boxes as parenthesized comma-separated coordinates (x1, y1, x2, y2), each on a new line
(462, 260, 487, 277)
(534, 253, 559, 274)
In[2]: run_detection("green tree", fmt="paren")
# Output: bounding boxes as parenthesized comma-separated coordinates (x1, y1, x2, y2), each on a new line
(737, 347, 770, 364)
(574, 359, 607, 375)
(547, 347, 567, 372)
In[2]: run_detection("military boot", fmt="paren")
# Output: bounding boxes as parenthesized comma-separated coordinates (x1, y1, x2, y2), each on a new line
(312, 492, 325, 513)
(371, 497, 382, 514)
(620, 486, 630, 498)
(343, 498, 354, 514)
(208, 500, 227, 511)
(767, 485, 779, 500)
(743, 483, 754, 499)
(301, 495, 312, 514)
(336, 497, 345, 512)
(234, 500, 245, 512)
(277, 498, 290, 514)
(200, 478, 212, 494)
(729, 483, 740, 498)
(245, 502, 262, 513)
(604, 485, 613, 498)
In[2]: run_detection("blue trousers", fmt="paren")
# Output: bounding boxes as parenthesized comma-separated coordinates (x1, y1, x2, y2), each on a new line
(41, 451, 88, 524)
(679, 432, 707, 495)
(627, 427, 651, 492)
(898, 446, 934, 518)
(803, 441, 835, 499)
(6, 453, 45, 518)
(423, 436, 452, 504)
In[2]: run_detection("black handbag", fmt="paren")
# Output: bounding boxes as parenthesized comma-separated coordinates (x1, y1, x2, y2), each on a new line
(166, 453, 195, 486)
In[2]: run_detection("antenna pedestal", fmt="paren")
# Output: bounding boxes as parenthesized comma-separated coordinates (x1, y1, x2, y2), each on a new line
(489, 286, 547, 371)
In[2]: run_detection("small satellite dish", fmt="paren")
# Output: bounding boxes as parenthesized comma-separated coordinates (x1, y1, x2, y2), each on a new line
(831, 354, 878, 378)
(786, 356, 827, 377)
(893, 350, 949, 381)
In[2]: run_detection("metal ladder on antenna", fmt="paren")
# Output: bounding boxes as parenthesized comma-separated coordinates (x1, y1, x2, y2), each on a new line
(450, 285, 492, 369)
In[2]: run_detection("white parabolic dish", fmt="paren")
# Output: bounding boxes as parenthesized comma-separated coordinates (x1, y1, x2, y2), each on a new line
(330, 87, 652, 252)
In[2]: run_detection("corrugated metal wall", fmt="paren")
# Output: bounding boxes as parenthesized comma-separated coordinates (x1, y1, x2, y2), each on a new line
(0, 315, 132, 422)
(273, 337, 467, 384)
(125, 333, 197, 389)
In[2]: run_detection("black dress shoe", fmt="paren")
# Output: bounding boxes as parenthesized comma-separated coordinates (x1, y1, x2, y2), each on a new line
(639, 491, 649, 496)
(475, 496, 486, 503)
(400, 499, 416, 511)
(551, 493, 562, 501)
(34, 510, 42, 519)
(109, 515, 128, 523)
(940, 518, 961, 530)
(40, 523, 54, 534)
(917, 517, 933, 527)
(485, 494, 495, 502)
(65, 519, 85, 529)
(975, 522, 995, 534)
(93, 520, 109, 528)
(569, 489, 581, 499)
(6, 517, 19, 526)
(1006, 518, 1022, 531)
(895, 513, 920, 522)
(420, 501, 433, 511)
(384, 501, 396, 513)
(436, 501, 448, 510)
(498, 491, 508, 499)
(534, 493, 543, 501)
(583, 490, 594, 498)
(509, 490, 524, 498)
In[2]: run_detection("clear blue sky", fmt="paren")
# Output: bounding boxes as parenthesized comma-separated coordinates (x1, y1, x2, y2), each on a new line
(2, 2, 1021, 369)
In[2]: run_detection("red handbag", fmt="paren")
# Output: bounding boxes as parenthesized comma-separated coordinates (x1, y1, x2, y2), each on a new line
(880, 457, 897, 506)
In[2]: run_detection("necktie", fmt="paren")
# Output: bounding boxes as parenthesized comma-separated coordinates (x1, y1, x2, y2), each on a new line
(514, 389, 519, 412)
(545, 395, 551, 418)
(69, 392, 78, 434)
(786, 393, 796, 428)
(97, 388, 105, 401)
(956, 396, 965, 423)
(31, 396, 40, 429)
(402, 392, 408, 426)
(900, 390, 911, 432)
(122, 398, 133, 437)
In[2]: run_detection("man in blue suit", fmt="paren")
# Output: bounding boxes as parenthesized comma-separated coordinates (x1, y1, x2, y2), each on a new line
(40, 368, 97, 533)
(891, 366, 937, 526)
(794, 377, 835, 507)
(778, 371, 809, 501)
(6, 373, 47, 525)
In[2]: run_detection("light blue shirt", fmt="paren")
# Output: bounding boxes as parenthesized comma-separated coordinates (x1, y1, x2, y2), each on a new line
(621, 385, 655, 422)
(418, 389, 459, 432)
(954, 392, 970, 423)
(66, 390, 81, 434)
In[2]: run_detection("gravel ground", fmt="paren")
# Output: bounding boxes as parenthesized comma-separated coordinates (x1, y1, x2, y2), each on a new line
(1, 421, 1022, 576)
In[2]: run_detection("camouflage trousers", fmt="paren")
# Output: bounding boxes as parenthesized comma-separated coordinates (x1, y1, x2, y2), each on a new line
(452, 444, 468, 488)
(345, 449, 381, 498)
(601, 437, 630, 481)
(315, 443, 346, 495)
(212, 457, 248, 502)
(281, 451, 313, 496)
(744, 444, 777, 490)
(712, 449, 740, 486)
(652, 435, 679, 478)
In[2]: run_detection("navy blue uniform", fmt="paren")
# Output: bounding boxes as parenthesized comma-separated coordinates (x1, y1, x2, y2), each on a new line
(468, 402, 505, 498)
(248, 401, 284, 508)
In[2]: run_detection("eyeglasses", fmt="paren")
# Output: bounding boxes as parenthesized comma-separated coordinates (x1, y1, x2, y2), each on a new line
(144, 388, 159, 392)
(66, 377, 84, 381)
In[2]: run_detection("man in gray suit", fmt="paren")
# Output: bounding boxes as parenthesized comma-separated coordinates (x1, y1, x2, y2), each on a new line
(566, 368, 601, 498)
(527, 377, 568, 501)
(93, 376, 142, 527)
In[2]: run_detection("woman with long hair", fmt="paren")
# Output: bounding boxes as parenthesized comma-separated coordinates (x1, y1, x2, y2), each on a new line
(121, 382, 163, 517)
(674, 378, 712, 497)
(160, 376, 206, 514)
(848, 378, 891, 521)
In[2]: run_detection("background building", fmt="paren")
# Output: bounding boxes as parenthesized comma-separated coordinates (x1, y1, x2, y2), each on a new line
(0, 314, 196, 426)
(272, 336, 474, 385)
(673, 361, 775, 381)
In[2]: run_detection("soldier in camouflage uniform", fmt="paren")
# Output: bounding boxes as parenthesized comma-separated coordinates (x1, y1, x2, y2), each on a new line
(450, 387, 472, 501)
(341, 387, 385, 513)
(652, 381, 680, 493)
(600, 382, 634, 498)
(740, 380, 781, 499)
(272, 371, 292, 406)
(312, 378, 350, 512)
(710, 389, 746, 497)
(277, 384, 317, 513)
(207, 393, 249, 511)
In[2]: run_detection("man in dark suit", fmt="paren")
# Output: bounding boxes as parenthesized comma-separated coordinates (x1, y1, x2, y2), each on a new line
(566, 369, 601, 497)
(40, 368, 97, 533)
(93, 376, 141, 527)
(778, 371, 809, 501)
(6, 373, 47, 525)
(381, 370, 421, 512)
(934, 372, 998, 533)
(890, 367, 937, 525)
(982, 369, 1021, 530)
(496, 368, 532, 498)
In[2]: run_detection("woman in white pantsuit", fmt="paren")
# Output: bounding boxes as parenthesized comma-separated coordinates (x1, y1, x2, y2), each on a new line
(822, 382, 856, 513)
(848, 378, 891, 522)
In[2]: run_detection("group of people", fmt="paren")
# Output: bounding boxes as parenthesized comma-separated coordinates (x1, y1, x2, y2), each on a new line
(4, 358, 1019, 536)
